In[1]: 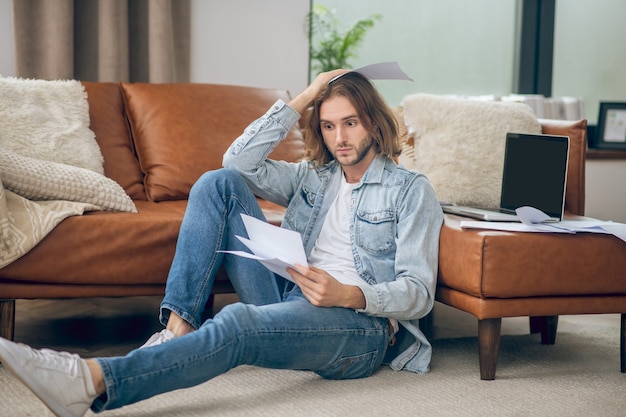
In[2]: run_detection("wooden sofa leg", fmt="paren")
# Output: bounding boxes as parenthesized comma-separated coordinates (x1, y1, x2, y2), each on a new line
(0, 300, 16, 341)
(538, 315, 559, 345)
(529, 315, 559, 344)
(529, 316, 541, 333)
(619, 313, 626, 373)
(478, 318, 501, 380)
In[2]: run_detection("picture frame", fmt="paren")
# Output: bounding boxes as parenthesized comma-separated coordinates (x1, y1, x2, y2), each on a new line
(593, 101, 626, 150)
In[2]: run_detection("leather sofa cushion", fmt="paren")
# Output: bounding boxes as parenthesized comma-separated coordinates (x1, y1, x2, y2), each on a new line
(121, 83, 305, 202)
(438, 214, 626, 298)
(82, 82, 146, 200)
(0, 199, 286, 287)
(0, 200, 184, 286)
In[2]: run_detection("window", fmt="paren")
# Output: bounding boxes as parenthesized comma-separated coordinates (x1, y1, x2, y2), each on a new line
(552, 0, 626, 124)
(311, 0, 518, 106)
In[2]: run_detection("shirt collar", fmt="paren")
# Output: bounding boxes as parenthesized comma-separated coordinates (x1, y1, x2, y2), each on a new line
(360, 154, 390, 184)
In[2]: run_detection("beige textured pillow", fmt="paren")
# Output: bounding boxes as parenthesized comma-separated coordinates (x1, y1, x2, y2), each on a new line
(0, 149, 136, 212)
(399, 94, 542, 208)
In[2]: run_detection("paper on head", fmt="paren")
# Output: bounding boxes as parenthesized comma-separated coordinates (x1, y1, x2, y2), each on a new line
(329, 61, 413, 83)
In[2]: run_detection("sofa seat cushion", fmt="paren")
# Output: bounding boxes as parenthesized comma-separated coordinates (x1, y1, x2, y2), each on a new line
(436, 287, 626, 320)
(438, 214, 626, 298)
(0, 198, 288, 287)
(0, 200, 185, 286)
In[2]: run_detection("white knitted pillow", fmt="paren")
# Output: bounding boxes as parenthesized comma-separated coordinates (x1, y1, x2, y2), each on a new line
(0, 149, 136, 212)
(0, 76, 104, 174)
(399, 94, 542, 208)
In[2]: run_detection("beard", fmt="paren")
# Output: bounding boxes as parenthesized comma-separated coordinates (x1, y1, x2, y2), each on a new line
(333, 136, 375, 167)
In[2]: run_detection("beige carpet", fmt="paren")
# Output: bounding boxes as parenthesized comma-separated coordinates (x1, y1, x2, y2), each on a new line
(0, 297, 624, 417)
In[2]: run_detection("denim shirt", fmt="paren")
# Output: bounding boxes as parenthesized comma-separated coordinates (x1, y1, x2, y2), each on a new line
(223, 100, 443, 374)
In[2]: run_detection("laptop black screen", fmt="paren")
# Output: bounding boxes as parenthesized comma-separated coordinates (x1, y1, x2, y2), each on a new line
(499, 133, 570, 219)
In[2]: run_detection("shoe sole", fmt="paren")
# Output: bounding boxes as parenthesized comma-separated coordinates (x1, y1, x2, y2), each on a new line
(0, 338, 80, 417)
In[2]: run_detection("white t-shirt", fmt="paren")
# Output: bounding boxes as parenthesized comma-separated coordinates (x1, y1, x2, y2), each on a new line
(308, 174, 363, 286)
(308, 173, 398, 335)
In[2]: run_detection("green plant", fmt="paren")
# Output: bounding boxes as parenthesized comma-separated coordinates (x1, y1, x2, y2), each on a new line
(308, 4, 381, 75)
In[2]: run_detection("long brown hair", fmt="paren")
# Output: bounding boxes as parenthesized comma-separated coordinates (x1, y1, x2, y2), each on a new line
(303, 72, 401, 167)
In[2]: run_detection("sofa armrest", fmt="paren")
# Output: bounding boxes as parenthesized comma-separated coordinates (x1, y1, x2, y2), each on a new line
(539, 118, 587, 216)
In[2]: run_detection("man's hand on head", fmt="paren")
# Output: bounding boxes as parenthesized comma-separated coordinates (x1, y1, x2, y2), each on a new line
(288, 69, 350, 115)
(288, 264, 366, 310)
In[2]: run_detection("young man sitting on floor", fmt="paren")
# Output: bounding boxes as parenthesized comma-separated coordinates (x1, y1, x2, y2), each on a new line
(0, 69, 443, 417)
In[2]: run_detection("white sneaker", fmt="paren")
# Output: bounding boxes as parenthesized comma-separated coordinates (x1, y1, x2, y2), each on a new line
(0, 337, 97, 417)
(139, 329, 174, 348)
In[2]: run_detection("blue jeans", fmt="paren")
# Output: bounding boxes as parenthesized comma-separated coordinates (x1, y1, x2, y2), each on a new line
(92, 169, 391, 412)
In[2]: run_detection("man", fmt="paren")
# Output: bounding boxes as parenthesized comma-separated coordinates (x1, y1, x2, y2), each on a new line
(0, 69, 443, 417)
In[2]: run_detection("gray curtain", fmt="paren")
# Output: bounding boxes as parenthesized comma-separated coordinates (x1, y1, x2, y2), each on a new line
(13, 0, 190, 82)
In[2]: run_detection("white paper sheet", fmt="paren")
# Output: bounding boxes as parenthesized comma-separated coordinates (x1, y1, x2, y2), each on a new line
(329, 61, 413, 83)
(352, 61, 414, 81)
(460, 221, 575, 234)
(218, 214, 307, 282)
(460, 215, 626, 243)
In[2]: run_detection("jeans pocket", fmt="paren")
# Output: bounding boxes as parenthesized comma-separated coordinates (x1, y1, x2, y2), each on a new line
(316, 350, 379, 380)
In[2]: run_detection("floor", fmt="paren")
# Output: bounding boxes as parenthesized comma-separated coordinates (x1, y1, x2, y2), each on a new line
(7, 297, 624, 417)
(12, 294, 540, 357)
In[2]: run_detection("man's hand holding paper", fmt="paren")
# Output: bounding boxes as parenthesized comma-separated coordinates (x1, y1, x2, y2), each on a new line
(218, 214, 307, 281)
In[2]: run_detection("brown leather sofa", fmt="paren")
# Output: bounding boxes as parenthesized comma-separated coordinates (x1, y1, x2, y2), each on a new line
(436, 119, 626, 379)
(0, 81, 304, 340)
(1, 83, 624, 382)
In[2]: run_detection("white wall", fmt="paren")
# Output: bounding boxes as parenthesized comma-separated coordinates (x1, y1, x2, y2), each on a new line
(190, 0, 310, 97)
(586, 161, 626, 222)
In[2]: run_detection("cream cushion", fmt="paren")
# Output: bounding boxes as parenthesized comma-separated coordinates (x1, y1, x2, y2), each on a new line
(399, 94, 541, 208)
(0, 149, 136, 213)
(0, 76, 104, 174)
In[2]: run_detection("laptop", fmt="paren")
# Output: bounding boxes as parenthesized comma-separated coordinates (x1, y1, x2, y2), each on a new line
(442, 132, 570, 222)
